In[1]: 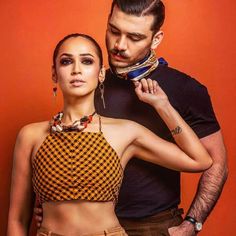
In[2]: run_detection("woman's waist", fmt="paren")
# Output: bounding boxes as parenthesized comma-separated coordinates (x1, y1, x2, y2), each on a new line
(42, 200, 120, 234)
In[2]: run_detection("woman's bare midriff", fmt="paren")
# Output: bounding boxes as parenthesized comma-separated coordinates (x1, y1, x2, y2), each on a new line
(41, 199, 121, 235)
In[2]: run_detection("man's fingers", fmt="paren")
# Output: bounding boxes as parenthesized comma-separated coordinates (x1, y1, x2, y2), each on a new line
(35, 215, 42, 221)
(34, 207, 42, 214)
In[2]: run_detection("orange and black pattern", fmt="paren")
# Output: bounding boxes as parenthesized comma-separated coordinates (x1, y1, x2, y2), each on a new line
(32, 131, 123, 203)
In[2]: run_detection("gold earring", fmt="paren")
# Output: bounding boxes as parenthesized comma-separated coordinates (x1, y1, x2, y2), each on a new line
(99, 81, 106, 109)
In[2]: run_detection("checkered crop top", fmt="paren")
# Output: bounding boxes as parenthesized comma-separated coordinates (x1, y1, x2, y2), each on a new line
(32, 119, 123, 204)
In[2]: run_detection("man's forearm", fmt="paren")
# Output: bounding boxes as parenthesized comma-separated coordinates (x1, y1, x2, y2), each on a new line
(186, 161, 228, 223)
(168, 156, 228, 236)
(185, 131, 228, 224)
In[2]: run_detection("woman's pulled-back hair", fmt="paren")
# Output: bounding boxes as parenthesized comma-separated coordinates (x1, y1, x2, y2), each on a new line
(53, 33, 103, 67)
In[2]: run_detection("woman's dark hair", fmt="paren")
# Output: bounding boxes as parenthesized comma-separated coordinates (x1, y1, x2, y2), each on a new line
(53, 33, 103, 67)
(109, 0, 165, 33)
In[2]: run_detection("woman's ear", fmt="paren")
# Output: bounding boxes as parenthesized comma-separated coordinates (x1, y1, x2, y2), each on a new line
(52, 65, 57, 83)
(99, 66, 106, 82)
(151, 30, 164, 50)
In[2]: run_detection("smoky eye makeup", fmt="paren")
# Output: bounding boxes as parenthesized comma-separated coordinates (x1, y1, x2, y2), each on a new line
(81, 57, 94, 65)
(58, 54, 95, 66)
(60, 57, 73, 65)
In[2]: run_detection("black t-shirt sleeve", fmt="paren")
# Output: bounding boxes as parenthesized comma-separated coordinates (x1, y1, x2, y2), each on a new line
(182, 77, 220, 138)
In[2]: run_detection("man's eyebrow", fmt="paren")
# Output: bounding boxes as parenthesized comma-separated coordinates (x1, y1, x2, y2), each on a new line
(108, 23, 120, 31)
(59, 53, 94, 58)
(109, 23, 147, 39)
(127, 32, 147, 39)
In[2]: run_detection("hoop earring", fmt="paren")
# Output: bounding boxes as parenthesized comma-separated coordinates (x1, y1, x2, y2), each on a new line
(99, 81, 106, 109)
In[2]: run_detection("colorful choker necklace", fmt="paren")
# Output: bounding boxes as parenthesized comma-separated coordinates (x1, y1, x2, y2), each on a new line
(50, 111, 96, 133)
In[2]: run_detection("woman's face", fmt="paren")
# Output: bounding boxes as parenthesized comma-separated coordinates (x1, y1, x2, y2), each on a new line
(53, 37, 103, 98)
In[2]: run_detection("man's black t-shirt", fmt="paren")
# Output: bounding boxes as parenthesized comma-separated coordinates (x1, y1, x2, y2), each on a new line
(95, 64, 220, 218)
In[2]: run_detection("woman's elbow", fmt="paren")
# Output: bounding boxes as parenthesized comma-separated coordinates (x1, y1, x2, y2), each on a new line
(196, 155, 213, 172)
(204, 156, 213, 170)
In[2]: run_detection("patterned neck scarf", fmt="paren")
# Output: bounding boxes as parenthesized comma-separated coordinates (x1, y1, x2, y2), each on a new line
(111, 50, 159, 81)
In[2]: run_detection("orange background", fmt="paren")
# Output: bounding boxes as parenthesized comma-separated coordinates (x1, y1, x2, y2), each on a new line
(1, 0, 236, 235)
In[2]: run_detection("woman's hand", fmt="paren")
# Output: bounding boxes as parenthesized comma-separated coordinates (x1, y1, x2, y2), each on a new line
(134, 78, 169, 109)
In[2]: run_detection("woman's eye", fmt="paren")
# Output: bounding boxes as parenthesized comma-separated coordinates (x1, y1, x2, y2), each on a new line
(60, 58, 72, 65)
(82, 59, 94, 65)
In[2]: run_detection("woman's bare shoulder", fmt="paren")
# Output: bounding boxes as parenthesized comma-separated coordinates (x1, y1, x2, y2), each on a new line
(100, 116, 138, 128)
(100, 116, 141, 136)
(17, 121, 50, 144)
(13, 121, 51, 161)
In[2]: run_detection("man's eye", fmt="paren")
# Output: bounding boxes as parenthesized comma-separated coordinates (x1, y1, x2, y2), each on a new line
(129, 36, 142, 42)
(82, 59, 94, 65)
(60, 58, 72, 65)
(110, 28, 120, 35)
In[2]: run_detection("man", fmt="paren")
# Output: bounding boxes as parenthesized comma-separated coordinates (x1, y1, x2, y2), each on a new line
(36, 1, 228, 235)
(98, 1, 228, 235)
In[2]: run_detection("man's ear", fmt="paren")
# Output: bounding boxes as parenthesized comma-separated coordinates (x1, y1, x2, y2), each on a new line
(99, 66, 106, 82)
(52, 66, 57, 83)
(151, 31, 164, 50)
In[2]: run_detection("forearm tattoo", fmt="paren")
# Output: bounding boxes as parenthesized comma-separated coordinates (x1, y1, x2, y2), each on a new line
(171, 126, 182, 136)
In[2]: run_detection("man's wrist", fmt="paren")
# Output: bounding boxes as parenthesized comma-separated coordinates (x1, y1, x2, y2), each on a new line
(184, 215, 203, 232)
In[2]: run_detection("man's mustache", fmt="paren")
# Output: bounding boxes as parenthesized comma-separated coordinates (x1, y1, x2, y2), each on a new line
(110, 48, 129, 59)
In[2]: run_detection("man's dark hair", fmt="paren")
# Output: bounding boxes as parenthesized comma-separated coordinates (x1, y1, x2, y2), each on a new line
(110, 0, 165, 32)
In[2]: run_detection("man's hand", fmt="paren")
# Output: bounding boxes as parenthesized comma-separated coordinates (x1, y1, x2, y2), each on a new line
(34, 206, 43, 228)
(168, 221, 196, 236)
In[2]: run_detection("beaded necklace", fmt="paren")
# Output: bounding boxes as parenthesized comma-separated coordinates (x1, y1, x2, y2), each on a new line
(50, 111, 96, 133)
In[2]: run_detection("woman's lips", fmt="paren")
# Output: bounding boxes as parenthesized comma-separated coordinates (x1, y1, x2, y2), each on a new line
(70, 79, 85, 87)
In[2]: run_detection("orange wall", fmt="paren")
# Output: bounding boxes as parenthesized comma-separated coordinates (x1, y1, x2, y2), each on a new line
(1, 1, 235, 235)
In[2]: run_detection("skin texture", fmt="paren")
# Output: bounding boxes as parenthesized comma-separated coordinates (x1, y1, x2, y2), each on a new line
(7, 37, 213, 236)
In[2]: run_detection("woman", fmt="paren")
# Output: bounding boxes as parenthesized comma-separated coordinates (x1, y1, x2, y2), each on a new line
(7, 33, 212, 236)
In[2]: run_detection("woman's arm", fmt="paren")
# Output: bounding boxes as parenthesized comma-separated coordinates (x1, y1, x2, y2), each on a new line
(128, 79, 212, 172)
(7, 125, 36, 236)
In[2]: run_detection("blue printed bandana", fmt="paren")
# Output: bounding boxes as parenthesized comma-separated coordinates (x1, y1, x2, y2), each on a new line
(111, 50, 167, 81)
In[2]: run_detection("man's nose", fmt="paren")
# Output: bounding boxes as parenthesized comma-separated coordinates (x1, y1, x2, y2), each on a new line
(114, 36, 127, 51)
